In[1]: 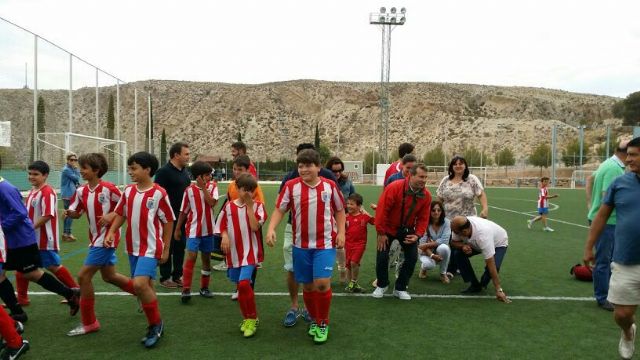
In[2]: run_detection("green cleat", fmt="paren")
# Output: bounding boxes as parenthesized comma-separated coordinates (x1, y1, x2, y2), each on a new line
(345, 281, 355, 292)
(240, 319, 247, 333)
(352, 282, 364, 293)
(243, 319, 258, 338)
(314, 323, 329, 344)
(308, 322, 318, 337)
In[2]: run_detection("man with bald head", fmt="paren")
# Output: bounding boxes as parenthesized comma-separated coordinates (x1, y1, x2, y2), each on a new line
(585, 139, 629, 312)
(450, 215, 510, 303)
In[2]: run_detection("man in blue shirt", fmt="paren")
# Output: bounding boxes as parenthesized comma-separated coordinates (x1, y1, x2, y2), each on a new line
(385, 154, 417, 187)
(60, 152, 80, 242)
(584, 136, 640, 360)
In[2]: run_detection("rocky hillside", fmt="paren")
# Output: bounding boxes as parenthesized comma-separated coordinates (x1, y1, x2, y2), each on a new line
(0, 80, 620, 164)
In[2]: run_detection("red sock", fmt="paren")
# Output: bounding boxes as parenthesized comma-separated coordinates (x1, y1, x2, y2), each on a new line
(119, 279, 136, 295)
(15, 272, 29, 302)
(141, 299, 162, 326)
(200, 270, 211, 290)
(182, 259, 195, 291)
(0, 307, 21, 349)
(54, 266, 79, 289)
(80, 296, 96, 326)
(302, 290, 318, 322)
(316, 289, 332, 325)
(238, 280, 257, 319)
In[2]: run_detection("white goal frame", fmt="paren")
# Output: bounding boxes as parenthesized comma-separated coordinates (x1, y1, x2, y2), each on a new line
(570, 170, 595, 189)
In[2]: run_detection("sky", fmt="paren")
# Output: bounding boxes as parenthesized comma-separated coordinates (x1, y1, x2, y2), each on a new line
(1, 0, 639, 97)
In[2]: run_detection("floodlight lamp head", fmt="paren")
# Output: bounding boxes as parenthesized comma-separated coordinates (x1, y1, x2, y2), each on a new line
(379, 16, 386, 22)
(390, 7, 397, 14)
(399, 16, 405, 24)
(380, 7, 386, 13)
(401, 7, 406, 14)
(390, 16, 396, 23)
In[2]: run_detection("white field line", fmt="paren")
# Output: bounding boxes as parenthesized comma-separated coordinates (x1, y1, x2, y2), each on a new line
(26, 291, 593, 301)
(489, 204, 589, 229)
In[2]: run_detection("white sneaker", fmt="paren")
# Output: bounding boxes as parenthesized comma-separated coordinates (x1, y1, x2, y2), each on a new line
(620, 323, 636, 360)
(213, 262, 228, 271)
(372, 286, 388, 298)
(393, 289, 412, 300)
(231, 291, 239, 301)
(543, 227, 554, 232)
(527, 220, 533, 229)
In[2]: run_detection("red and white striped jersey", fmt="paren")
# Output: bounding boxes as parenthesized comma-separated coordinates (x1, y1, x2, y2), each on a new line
(538, 187, 549, 208)
(114, 184, 175, 259)
(180, 182, 219, 238)
(220, 200, 267, 268)
(0, 223, 7, 263)
(276, 177, 345, 249)
(69, 181, 122, 248)
(25, 184, 58, 251)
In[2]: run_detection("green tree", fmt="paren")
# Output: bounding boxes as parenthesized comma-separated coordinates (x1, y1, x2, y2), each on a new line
(160, 128, 167, 164)
(494, 147, 515, 176)
(612, 100, 625, 119)
(423, 146, 446, 166)
(618, 91, 640, 125)
(529, 144, 552, 175)
(236, 132, 242, 142)
(596, 140, 617, 161)
(318, 144, 331, 165)
(363, 150, 382, 174)
(314, 123, 320, 150)
(463, 146, 482, 167)
(561, 138, 589, 167)
(105, 94, 115, 165)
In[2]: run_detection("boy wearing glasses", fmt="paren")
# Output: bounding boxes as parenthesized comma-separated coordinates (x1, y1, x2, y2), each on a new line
(61, 153, 81, 242)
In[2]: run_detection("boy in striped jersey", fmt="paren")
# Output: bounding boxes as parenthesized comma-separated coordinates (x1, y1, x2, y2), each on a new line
(527, 177, 558, 232)
(266, 149, 346, 344)
(220, 173, 267, 338)
(64, 153, 137, 336)
(18, 161, 79, 305)
(174, 161, 218, 303)
(105, 152, 175, 348)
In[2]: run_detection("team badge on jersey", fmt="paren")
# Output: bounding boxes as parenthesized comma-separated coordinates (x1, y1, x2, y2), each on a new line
(31, 199, 37, 208)
(98, 193, 107, 204)
(146, 198, 156, 210)
(321, 191, 331, 203)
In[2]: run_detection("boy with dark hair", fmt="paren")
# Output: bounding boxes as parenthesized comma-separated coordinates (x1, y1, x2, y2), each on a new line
(19, 161, 79, 305)
(220, 173, 267, 338)
(174, 161, 219, 303)
(267, 149, 346, 344)
(231, 141, 257, 178)
(105, 152, 175, 348)
(527, 177, 558, 232)
(344, 193, 374, 293)
(64, 153, 137, 336)
(0, 161, 79, 323)
(384, 143, 415, 185)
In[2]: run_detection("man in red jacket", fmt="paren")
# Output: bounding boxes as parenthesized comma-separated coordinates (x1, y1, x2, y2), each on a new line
(373, 163, 431, 301)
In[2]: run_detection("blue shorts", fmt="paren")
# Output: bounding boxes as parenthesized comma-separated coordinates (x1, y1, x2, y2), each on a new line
(292, 247, 336, 284)
(0, 263, 3, 272)
(227, 265, 256, 284)
(186, 236, 214, 253)
(212, 234, 222, 252)
(40, 250, 61, 268)
(538, 207, 549, 215)
(128, 255, 158, 279)
(84, 247, 117, 267)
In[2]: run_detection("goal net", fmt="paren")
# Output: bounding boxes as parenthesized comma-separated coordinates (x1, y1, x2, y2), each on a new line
(36, 132, 128, 187)
(570, 170, 595, 189)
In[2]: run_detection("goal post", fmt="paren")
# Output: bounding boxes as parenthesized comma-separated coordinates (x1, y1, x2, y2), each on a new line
(570, 170, 595, 189)
(37, 132, 128, 187)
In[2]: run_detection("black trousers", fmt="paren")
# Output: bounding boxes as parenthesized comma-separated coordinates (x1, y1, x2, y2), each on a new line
(375, 235, 418, 291)
(159, 223, 186, 282)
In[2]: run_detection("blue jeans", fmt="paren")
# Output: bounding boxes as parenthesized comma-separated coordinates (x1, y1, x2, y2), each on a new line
(455, 246, 507, 287)
(63, 199, 73, 235)
(592, 223, 615, 304)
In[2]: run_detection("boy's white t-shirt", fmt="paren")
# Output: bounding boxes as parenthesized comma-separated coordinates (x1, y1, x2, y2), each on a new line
(452, 216, 508, 259)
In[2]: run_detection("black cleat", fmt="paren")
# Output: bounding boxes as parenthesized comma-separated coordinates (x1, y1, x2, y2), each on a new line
(9, 313, 27, 324)
(143, 321, 164, 348)
(199, 288, 213, 298)
(181, 290, 191, 304)
(68, 288, 80, 316)
(1, 339, 29, 360)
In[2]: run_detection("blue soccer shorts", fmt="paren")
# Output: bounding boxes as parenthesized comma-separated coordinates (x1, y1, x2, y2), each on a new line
(186, 236, 214, 253)
(84, 246, 117, 267)
(128, 255, 158, 279)
(292, 247, 336, 284)
(39, 250, 61, 268)
(538, 207, 549, 215)
(227, 265, 256, 284)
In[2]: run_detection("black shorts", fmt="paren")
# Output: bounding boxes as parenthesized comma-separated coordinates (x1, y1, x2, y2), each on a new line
(4, 244, 42, 274)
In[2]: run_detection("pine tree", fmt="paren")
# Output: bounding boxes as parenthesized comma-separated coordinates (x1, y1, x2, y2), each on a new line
(314, 123, 320, 149)
(160, 129, 167, 164)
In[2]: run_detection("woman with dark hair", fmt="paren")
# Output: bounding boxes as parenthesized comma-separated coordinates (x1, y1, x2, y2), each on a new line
(418, 200, 452, 283)
(325, 157, 355, 199)
(436, 156, 488, 220)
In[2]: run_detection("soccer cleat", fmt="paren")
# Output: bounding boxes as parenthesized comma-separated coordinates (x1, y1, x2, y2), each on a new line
(1, 340, 29, 360)
(181, 290, 191, 304)
(68, 288, 80, 316)
(527, 220, 533, 229)
(212, 262, 228, 271)
(67, 320, 101, 336)
(619, 323, 636, 360)
(308, 322, 318, 337)
(243, 319, 258, 338)
(543, 227, 554, 232)
(231, 291, 238, 301)
(344, 281, 354, 292)
(300, 308, 312, 323)
(14, 321, 24, 335)
(9, 313, 27, 324)
(393, 289, 412, 300)
(199, 288, 214, 298)
(372, 286, 388, 298)
(283, 308, 298, 327)
(143, 321, 164, 348)
(240, 319, 247, 333)
(314, 323, 329, 344)
(352, 282, 364, 293)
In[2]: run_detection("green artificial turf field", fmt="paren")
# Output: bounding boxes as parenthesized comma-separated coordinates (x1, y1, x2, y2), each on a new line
(16, 184, 619, 359)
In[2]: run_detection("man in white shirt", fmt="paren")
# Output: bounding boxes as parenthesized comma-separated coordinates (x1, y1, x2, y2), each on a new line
(451, 216, 510, 303)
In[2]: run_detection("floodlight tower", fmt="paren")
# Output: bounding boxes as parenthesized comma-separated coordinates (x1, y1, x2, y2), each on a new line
(370, 6, 406, 164)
